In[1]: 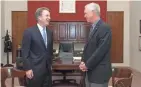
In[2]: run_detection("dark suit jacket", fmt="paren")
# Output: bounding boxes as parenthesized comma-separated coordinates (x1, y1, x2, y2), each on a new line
(21, 25, 53, 76)
(82, 19, 112, 84)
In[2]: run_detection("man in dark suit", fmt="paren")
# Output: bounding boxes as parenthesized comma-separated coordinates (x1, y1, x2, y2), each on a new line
(79, 2, 112, 87)
(22, 7, 53, 87)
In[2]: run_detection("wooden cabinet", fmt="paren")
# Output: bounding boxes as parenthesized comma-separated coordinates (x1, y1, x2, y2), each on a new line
(67, 23, 78, 41)
(48, 22, 58, 42)
(78, 23, 90, 42)
(50, 22, 90, 42)
(58, 23, 68, 41)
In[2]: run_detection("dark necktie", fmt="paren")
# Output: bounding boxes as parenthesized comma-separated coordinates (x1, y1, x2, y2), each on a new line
(88, 25, 94, 39)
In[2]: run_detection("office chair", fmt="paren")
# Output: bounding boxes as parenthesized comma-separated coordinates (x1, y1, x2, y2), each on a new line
(58, 42, 74, 59)
(53, 42, 77, 86)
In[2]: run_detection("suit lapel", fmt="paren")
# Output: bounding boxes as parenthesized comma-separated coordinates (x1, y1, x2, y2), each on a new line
(84, 20, 103, 51)
(35, 25, 47, 51)
(46, 27, 50, 49)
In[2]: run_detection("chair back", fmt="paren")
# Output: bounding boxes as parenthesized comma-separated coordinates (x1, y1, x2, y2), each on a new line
(59, 42, 74, 59)
(1, 67, 26, 87)
(112, 67, 133, 87)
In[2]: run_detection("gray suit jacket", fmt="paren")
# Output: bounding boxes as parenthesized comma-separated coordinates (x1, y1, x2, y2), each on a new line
(82, 20, 112, 84)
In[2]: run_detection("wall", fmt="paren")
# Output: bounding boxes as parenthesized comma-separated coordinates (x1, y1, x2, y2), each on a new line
(0, 1, 2, 64)
(28, 1, 107, 26)
(107, 1, 130, 66)
(130, 1, 141, 72)
(1, 1, 5, 64)
(1, 0, 27, 64)
(1, 1, 131, 67)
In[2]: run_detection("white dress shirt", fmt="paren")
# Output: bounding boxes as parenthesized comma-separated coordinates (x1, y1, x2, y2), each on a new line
(37, 23, 47, 47)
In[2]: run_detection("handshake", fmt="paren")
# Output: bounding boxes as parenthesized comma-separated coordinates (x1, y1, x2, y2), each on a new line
(79, 62, 88, 72)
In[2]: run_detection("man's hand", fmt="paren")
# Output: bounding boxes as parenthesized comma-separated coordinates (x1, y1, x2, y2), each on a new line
(26, 70, 34, 79)
(79, 62, 88, 72)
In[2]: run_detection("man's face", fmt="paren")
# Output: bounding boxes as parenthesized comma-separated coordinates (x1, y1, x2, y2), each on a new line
(38, 10, 51, 26)
(84, 8, 95, 23)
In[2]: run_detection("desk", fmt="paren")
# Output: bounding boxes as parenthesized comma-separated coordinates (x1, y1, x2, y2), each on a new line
(52, 58, 84, 87)
(52, 58, 80, 70)
(13, 58, 84, 86)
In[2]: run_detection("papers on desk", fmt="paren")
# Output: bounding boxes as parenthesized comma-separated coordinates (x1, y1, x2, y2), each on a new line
(73, 57, 81, 62)
(55, 50, 59, 54)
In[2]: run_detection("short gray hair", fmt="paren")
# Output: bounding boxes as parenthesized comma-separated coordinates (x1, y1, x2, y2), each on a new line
(35, 7, 50, 21)
(85, 2, 100, 16)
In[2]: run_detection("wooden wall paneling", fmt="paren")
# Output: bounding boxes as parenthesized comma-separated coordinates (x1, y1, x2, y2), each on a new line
(12, 11, 123, 63)
(78, 23, 90, 42)
(58, 23, 68, 41)
(107, 11, 124, 63)
(67, 23, 78, 41)
(48, 22, 58, 43)
(12, 11, 27, 63)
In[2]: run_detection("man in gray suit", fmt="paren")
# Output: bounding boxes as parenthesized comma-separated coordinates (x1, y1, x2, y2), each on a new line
(79, 3, 112, 87)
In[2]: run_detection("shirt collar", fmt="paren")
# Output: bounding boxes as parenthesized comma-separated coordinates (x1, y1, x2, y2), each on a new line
(91, 18, 100, 28)
(37, 23, 46, 32)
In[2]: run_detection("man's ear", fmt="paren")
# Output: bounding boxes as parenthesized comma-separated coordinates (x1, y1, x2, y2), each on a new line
(38, 16, 41, 20)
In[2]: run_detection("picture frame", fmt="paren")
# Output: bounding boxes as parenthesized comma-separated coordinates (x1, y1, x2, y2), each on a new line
(139, 36, 141, 51)
(59, 0, 76, 13)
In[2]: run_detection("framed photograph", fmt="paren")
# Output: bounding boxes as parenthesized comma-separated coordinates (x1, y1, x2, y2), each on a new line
(139, 36, 141, 51)
(59, 0, 76, 13)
